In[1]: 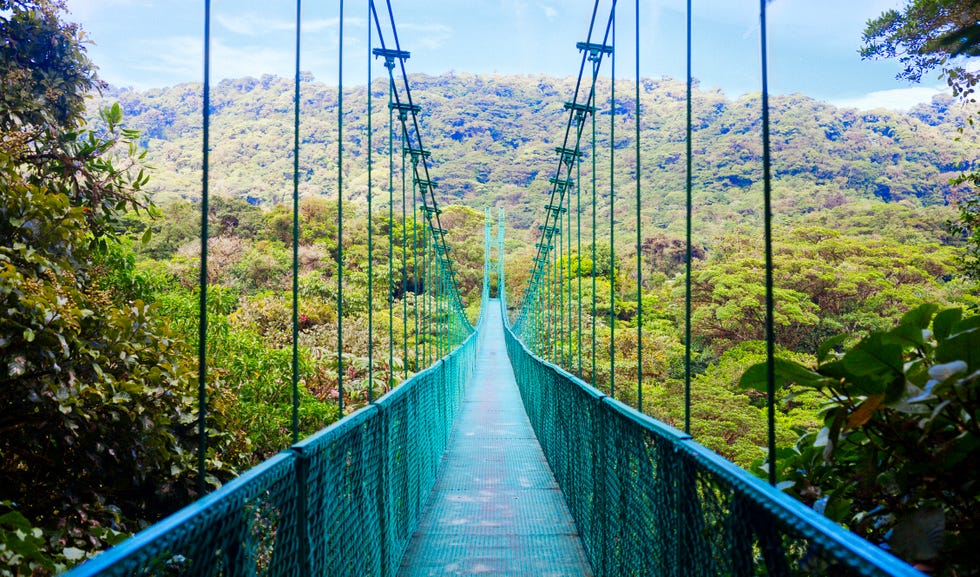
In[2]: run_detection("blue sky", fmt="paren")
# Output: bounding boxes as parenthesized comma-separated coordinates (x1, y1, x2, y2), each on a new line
(65, 0, 945, 109)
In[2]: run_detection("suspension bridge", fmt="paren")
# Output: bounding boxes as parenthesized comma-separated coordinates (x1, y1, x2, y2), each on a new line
(65, 0, 925, 575)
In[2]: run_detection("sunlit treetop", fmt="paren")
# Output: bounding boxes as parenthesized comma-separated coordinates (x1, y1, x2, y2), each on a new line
(862, 0, 980, 101)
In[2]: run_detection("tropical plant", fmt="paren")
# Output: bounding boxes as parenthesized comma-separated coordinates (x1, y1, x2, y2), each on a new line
(0, 2, 225, 572)
(742, 305, 980, 574)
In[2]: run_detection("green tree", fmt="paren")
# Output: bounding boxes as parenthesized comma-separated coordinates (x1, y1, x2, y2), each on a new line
(743, 306, 980, 575)
(0, 2, 214, 572)
(862, 0, 980, 100)
(863, 0, 980, 285)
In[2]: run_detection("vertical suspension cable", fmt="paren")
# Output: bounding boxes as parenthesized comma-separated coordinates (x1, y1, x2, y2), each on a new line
(422, 234, 433, 366)
(413, 170, 419, 368)
(401, 133, 408, 379)
(336, 0, 345, 417)
(421, 229, 428, 366)
(366, 0, 374, 402)
(760, 0, 777, 487)
(441, 263, 447, 356)
(197, 0, 212, 497)
(567, 162, 573, 368)
(634, 0, 642, 410)
(591, 97, 597, 385)
(387, 77, 394, 388)
(290, 0, 302, 442)
(577, 157, 583, 376)
(555, 194, 565, 365)
(609, 9, 616, 399)
(547, 236, 553, 361)
(684, 0, 693, 435)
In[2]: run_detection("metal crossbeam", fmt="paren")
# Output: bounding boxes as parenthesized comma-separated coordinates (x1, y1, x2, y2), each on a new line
(415, 178, 437, 192)
(545, 204, 568, 214)
(389, 102, 422, 119)
(372, 47, 411, 69)
(404, 147, 431, 160)
(555, 147, 583, 166)
(576, 41, 613, 61)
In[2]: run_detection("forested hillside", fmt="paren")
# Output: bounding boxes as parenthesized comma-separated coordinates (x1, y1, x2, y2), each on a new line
(4, 0, 978, 569)
(85, 71, 978, 470)
(96, 73, 977, 234)
(3, 0, 977, 568)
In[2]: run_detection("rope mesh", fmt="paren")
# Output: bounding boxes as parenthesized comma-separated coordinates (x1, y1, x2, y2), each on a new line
(63, 316, 482, 577)
(501, 303, 922, 577)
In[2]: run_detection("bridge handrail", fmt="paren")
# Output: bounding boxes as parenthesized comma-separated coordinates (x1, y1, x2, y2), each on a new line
(500, 298, 923, 577)
(64, 302, 487, 577)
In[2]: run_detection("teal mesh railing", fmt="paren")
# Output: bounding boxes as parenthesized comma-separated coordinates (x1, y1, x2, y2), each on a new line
(63, 309, 483, 577)
(501, 297, 922, 577)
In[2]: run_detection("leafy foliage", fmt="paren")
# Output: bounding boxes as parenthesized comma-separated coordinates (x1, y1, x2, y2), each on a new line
(742, 306, 980, 574)
(863, 0, 980, 291)
(91, 73, 978, 232)
(862, 0, 980, 100)
(0, 2, 226, 573)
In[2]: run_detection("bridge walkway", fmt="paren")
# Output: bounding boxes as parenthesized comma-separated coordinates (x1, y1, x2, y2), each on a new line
(397, 301, 593, 576)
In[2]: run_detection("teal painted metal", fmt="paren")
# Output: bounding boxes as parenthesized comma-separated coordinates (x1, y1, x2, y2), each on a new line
(397, 302, 592, 576)
(197, 0, 212, 498)
(65, 305, 485, 577)
(501, 299, 924, 577)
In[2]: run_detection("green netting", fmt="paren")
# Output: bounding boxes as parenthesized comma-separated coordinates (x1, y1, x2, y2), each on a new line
(65, 314, 482, 577)
(502, 299, 924, 577)
(58, 452, 301, 576)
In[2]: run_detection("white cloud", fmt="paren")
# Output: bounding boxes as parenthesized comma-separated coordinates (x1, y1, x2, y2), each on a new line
(541, 5, 558, 21)
(216, 13, 363, 36)
(65, 0, 153, 21)
(127, 36, 301, 85)
(129, 35, 201, 85)
(831, 86, 946, 111)
(215, 14, 286, 35)
(397, 23, 453, 51)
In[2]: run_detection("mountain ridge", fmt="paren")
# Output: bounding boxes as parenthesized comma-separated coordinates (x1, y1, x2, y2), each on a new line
(91, 72, 977, 238)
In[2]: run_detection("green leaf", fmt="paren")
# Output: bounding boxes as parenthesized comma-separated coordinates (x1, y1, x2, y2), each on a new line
(816, 333, 848, 364)
(883, 322, 926, 348)
(954, 315, 980, 333)
(846, 334, 904, 374)
(108, 102, 123, 125)
(0, 510, 32, 532)
(739, 358, 822, 392)
(936, 327, 980, 373)
(932, 308, 962, 342)
(141, 227, 153, 245)
(888, 507, 944, 562)
(884, 374, 906, 405)
(739, 362, 770, 392)
(900, 303, 938, 329)
(822, 493, 853, 524)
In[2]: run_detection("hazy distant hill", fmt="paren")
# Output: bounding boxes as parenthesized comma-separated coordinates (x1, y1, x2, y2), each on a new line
(94, 73, 977, 235)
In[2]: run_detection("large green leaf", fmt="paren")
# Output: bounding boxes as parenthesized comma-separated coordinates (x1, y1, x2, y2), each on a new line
(936, 327, 980, 373)
(844, 333, 903, 375)
(883, 321, 927, 348)
(932, 308, 962, 342)
(889, 507, 945, 562)
(900, 303, 938, 329)
(816, 333, 848, 364)
(739, 358, 826, 392)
